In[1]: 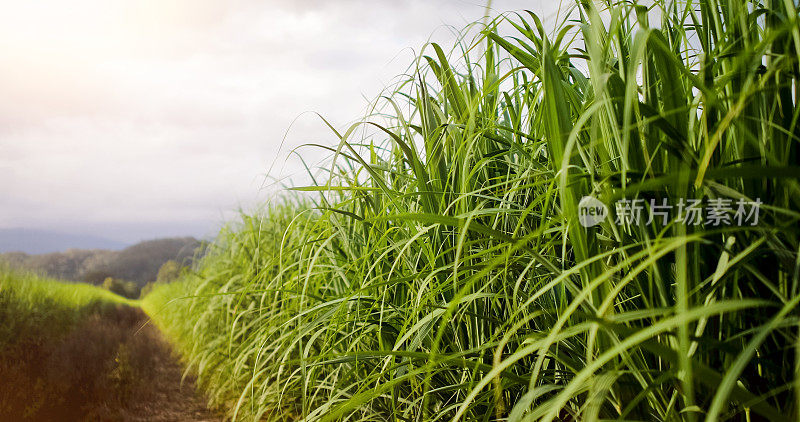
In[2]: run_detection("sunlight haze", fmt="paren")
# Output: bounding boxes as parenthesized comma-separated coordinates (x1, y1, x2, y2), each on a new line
(0, 0, 543, 243)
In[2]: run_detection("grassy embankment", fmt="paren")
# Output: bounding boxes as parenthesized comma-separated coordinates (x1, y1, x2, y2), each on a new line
(0, 266, 135, 349)
(0, 267, 162, 420)
(144, 0, 800, 420)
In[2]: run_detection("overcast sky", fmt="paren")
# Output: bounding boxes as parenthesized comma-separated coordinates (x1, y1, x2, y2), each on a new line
(0, 0, 558, 244)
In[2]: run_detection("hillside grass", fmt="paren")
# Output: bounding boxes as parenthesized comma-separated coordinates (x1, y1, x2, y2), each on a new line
(0, 266, 135, 350)
(0, 266, 206, 420)
(144, 0, 800, 420)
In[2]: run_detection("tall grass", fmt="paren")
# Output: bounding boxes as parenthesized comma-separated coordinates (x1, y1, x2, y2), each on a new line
(144, 0, 800, 420)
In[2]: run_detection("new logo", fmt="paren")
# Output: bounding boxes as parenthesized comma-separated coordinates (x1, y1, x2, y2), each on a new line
(578, 196, 608, 227)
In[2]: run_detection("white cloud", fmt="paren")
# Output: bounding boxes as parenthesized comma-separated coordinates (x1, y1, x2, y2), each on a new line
(0, 0, 548, 243)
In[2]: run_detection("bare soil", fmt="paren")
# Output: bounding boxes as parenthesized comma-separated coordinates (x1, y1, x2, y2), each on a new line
(0, 305, 220, 421)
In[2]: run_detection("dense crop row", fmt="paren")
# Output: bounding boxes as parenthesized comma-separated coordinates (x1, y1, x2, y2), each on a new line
(144, 1, 800, 420)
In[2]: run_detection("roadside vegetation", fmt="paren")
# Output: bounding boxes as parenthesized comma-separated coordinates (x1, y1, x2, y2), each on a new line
(0, 267, 140, 419)
(0, 266, 213, 420)
(0, 265, 132, 350)
(144, 0, 800, 420)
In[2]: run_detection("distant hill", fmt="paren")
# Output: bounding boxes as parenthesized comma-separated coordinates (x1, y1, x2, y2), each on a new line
(0, 228, 128, 254)
(96, 238, 201, 284)
(0, 237, 202, 286)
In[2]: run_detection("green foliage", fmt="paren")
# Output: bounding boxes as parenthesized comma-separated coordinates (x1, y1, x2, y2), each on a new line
(156, 260, 183, 284)
(145, 1, 800, 421)
(139, 282, 156, 299)
(139, 260, 187, 299)
(0, 274, 164, 420)
(0, 265, 132, 350)
(101, 277, 140, 299)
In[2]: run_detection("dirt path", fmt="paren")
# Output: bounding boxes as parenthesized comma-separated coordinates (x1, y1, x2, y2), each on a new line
(0, 305, 220, 421)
